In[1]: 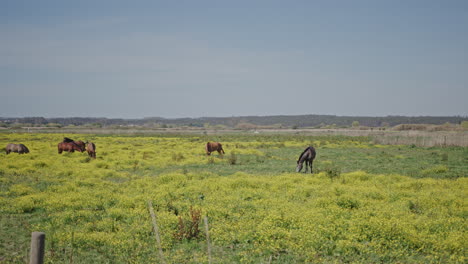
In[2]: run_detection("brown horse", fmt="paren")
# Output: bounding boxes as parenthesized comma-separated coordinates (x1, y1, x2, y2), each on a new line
(75, 140, 86, 151)
(206, 142, 225, 156)
(5, 143, 30, 154)
(296, 146, 316, 173)
(86, 142, 96, 159)
(58, 142, 84, 154)
(60, 137, 85, 153)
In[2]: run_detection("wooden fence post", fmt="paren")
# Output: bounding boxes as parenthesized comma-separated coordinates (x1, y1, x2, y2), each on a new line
(203, 216, 212, 264)
(30, 232, 45, 264)
(147, 201, 167, 264)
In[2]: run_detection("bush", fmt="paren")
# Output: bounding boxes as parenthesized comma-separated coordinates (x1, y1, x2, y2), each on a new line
(174, 207, 202, 241)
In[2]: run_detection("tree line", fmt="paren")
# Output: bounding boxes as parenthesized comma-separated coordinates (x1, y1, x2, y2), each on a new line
(1, 115, 466, 129)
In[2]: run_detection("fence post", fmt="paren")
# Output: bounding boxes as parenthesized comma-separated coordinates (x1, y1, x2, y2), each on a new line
(147, 201, 167, 264)
(30, 232, 45, 264)
(203, 216, 212, 264)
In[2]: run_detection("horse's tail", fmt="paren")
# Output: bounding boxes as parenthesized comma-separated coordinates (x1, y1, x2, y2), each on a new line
(220, 144, 225, 154)
(205, 142, 210, 154)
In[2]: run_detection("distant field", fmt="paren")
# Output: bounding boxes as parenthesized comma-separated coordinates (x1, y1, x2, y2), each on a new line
(0, 133, 466, 263)
(4, 127, 468, 147)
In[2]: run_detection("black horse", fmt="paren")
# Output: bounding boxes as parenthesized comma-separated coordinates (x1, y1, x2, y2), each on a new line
(296, 146, 316, 173)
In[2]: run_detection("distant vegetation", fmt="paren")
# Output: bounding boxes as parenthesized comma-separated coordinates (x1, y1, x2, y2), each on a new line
(0, 115, 467, 130)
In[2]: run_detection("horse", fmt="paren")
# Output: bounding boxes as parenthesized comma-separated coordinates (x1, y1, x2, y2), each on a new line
(205, 142, 225, 156)
(86, 142, 96, 159)
(60, 137, 85, 152)
(63, 137, 74, 143)
(58, 141, 84, 154)
(5, 143, 30, 154)
(75, 140, 86, 151)
(63, 137, 84, 148)
(296, 146, 316, 173)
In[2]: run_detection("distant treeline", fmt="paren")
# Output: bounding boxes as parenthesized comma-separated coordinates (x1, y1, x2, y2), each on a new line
(1, 115, 467, 128)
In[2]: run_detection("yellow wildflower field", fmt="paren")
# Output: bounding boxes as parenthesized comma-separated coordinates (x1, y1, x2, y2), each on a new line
(0, 133, 466, 263)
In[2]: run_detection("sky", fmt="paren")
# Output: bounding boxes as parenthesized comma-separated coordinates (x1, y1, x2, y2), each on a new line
(1, 0, 467, 118)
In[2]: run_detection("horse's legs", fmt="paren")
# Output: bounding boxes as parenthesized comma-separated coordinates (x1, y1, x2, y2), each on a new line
(309, 160, 313, 174)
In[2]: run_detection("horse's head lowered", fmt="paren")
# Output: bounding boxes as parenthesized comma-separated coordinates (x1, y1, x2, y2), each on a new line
(296, 163, 303, 173)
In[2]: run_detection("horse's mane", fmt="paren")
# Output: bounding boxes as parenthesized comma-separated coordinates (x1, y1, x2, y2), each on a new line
(297, 146, 313, 163)
(63, 137, 74, 143)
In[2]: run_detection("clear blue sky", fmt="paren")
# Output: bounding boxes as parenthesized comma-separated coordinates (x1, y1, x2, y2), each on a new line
(1, 0, 467, 118)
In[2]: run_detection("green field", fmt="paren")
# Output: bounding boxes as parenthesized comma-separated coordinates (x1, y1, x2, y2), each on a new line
(0, 133, 466, 263)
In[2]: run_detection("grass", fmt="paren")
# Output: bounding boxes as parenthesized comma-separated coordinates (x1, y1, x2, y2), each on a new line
(0, 133, 466, 263)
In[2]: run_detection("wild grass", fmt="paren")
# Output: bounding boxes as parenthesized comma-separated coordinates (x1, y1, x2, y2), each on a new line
(0, 133, 466, 263)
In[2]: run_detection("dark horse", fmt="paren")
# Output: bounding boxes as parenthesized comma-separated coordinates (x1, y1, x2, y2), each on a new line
(58, 141, 85, 154)
(5, 143, 30, 154)
(205, 142, 225, 156)
(75, 140, 86, 151)
(63, 137, 85, 149)
(296, 146, 316, 173)
(59, 137, 85, 154)
(86, 142, 96, 159)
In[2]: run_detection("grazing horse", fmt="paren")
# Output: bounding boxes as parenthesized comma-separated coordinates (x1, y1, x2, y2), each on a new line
(75, 140, 86, 151)
(5, 143, 30, 154)
(63, 137, 84, 148)
(58, 141, 84, 154)
(205, 142, 225, 156)
(86, 142, 96, 159)
(63, 137, 74, 143)
(296, 146, 316, 173)
(59, 137, 85, 153)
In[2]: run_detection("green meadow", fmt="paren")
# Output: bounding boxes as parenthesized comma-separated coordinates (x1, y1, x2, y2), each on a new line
(0, 133, 466, 263)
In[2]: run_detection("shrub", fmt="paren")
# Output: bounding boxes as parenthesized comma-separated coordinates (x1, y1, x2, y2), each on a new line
(174, 207, 202, 241)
